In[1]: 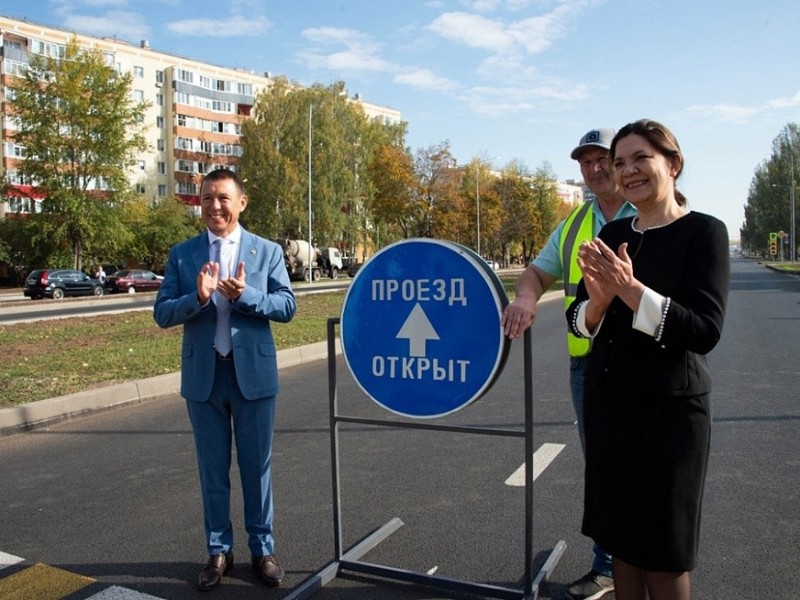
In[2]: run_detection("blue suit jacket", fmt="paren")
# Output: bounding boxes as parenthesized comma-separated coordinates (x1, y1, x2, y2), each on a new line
(154, 228, 296, 402)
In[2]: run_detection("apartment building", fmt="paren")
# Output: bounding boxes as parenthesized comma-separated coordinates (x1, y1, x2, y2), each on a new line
(0, 14, 401, 218)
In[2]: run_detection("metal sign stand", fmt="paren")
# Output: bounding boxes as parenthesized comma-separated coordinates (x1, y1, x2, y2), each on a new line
(284, 318, 566, 600)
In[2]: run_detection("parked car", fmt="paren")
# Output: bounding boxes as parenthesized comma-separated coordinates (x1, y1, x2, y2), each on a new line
(105, 269, 163, 294)
(23, 269, 105, 300)
(347, 262, 364, 277)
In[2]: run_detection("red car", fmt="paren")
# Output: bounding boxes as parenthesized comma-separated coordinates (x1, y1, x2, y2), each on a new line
(105, 269, 163, 293)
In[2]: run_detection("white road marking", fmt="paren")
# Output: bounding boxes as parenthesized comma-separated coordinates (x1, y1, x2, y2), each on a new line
(87, 585, 166, 599)
(0, 551, 24, 571)
(504, 443, 566, 487)
(0, 550, 168, 599)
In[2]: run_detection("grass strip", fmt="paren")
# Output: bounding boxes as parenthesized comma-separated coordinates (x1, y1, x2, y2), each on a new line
(0, 275, 523, 408)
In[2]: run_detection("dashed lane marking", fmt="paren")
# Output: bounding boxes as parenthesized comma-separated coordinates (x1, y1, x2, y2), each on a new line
(504, 442, 566, 487)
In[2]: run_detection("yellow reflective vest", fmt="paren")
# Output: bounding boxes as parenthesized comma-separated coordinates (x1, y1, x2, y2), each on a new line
(558, 201, 594, 357)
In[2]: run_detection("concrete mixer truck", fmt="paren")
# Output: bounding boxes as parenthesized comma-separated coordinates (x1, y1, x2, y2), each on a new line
(280, 239, 343, 281)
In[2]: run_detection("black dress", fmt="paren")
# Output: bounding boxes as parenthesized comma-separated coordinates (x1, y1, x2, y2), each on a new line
(566, 211, 729, 572)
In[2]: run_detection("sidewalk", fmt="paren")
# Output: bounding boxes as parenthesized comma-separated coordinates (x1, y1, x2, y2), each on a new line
(0, 339, 341, 437)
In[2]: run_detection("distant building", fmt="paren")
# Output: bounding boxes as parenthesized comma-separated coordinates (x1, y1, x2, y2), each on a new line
(557, 180, 585, 207)
(0, 14, 401, 218)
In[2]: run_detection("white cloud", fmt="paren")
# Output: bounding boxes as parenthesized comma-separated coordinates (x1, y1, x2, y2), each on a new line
(61, 12, 151, 41)
(468, 0, 503, 13)
(427, 12, 515, 53)
(52, 0, 128, 9)
(394, 69, 458, 91)
(767, 92, 800, 109)
(167, 15, 271, 37)
(462, 78, 588, 117)
(299, 27, 395, 73)
(428, 1, 594, 55)
(681, 104, 760, 124)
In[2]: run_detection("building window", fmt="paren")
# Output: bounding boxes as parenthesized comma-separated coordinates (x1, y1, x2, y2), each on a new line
(157, 139, 165, 151)
(133, 66, 144, 78)
(5, 169, 23, 184)
(156, 116, 164, 128)
(156, 93, 164, 106)
(136, 183, 146, 194)
(156, 70, 164, 84)
(176, 69, 194, 84)
(177, 181, 198, 195)
(4, 142, 26, 158)
(158, 184, 167, 197)
(158, 162, 166, 174)
(138, 160, 146, 171)
(133, 89, 144, 101)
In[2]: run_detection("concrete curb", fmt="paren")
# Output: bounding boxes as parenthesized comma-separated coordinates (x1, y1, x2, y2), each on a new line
(0, 339, 341, 437)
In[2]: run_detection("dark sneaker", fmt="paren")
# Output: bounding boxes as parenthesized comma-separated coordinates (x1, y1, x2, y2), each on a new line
(565, 570, 614, 600)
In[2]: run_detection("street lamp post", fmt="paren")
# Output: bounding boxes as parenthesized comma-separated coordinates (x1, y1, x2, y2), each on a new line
(308, 104, 313, 279)
(791, 184, 796, 262)
(784, 133, 796, 262)
(476, 172, 481, 258)
(790, 158, 796, 263)
(475, 156, 498, 258)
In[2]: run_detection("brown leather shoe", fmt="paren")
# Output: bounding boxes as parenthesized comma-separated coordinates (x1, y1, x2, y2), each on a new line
(197, 550, 233, 591)
(251, 555, 284, 587)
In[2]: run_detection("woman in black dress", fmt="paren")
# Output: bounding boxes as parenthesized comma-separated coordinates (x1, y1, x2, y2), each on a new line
(566, 119, 729, 600)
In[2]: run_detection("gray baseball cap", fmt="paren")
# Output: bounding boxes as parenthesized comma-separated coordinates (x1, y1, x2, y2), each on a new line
(570, 128, 615, 160)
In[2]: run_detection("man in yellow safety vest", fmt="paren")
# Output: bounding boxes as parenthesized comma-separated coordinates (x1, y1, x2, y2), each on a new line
(502, 128, 636, 600)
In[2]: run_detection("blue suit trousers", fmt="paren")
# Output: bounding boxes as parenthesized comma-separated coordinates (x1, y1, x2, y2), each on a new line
(186, 359, 276, 557)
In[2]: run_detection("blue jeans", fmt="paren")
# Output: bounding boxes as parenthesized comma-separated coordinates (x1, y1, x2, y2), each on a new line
(570, 356, 613, 578)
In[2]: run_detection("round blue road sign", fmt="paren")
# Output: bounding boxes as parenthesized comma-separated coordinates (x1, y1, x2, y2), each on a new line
(341, 239, 509, 419)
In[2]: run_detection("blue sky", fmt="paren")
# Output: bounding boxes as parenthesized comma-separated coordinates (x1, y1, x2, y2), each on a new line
(4, 0, 800, 239)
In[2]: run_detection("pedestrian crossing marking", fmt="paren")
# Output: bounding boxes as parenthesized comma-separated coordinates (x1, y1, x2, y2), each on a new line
(0, 551, 24, 571)
(0, 563, 94, 600)
(87, 585, 165, 599)
(504, 442, 566, 486)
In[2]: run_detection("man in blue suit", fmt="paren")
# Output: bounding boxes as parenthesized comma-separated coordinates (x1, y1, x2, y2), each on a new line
(154, 168, 296, 591)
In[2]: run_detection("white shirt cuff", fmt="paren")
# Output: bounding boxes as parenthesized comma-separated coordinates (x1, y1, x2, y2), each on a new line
(576, 300, 604, 338)
(632, 287, 666, 337)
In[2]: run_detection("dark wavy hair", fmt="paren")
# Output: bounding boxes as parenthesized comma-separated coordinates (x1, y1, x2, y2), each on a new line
(610, 119, 686, 206)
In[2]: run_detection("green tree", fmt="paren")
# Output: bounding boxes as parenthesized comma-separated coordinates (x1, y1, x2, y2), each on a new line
(240, 79, 406, 254)
(460, 158, 502, 257)
(497, 161, 535, 262)
(7, 37, 149, 271)
(368, 143, 415, 240)
(741, 123, 798, 256)
(135, 197, 205, 271)
(411, 142, 459, 239)
(529, 161, 561, 255)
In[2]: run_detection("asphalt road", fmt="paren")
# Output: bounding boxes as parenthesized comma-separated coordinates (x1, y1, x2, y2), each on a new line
(0, 258, 797, 600)
(0, 280, 354, 325)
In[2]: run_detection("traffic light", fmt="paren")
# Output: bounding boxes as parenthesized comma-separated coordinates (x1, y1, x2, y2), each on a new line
(770, 240, 778, 255)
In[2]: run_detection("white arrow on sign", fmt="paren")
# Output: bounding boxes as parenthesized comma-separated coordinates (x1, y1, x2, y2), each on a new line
(396, 302, 440, 357)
